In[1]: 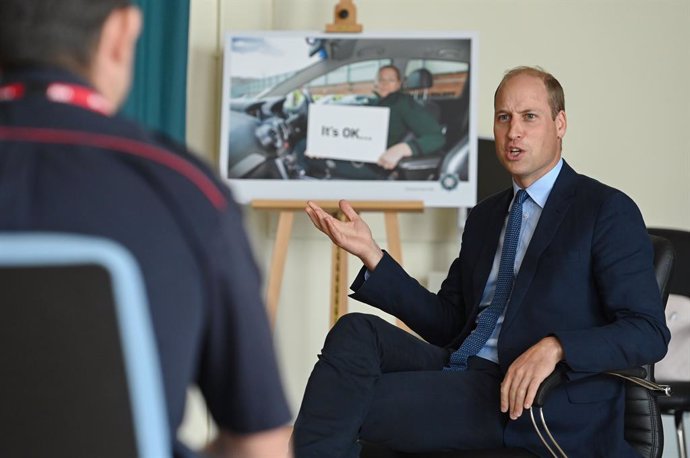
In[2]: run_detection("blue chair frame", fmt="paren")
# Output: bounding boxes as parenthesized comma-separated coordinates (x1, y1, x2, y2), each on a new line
(0, 233, 170, 457)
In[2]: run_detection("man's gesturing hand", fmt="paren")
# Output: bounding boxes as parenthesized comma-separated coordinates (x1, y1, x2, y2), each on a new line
(500, 336, 564, 420)
(305, 200, 383, 271)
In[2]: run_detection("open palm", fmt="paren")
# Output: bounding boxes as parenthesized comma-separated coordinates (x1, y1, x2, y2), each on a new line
(305, 200, 383, 270)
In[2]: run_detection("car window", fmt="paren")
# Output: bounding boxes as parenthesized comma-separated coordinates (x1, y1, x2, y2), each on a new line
(307, 59, 391, 105)
(405, 59, 469, 98)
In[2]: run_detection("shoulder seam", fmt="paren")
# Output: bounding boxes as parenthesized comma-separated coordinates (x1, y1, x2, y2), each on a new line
(0, 126, 228, 210)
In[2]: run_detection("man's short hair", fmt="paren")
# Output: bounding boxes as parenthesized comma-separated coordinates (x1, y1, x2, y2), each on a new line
(0, 0, 131, 73)
(377, 64, 401, 82)
(494, 66, 565, 119)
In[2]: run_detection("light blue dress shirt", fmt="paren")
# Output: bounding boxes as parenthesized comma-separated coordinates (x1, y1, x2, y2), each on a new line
(474, 159, 563, 363)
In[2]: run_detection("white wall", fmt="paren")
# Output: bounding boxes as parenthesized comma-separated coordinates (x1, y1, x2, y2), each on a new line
(183, 0, 690, 448)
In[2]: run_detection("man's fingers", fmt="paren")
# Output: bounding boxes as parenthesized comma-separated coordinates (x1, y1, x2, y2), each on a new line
(306, 202, 326, 223)
(338, 200, 359, 222)
(500, 337, 563, 420)
(524, 380, 539, 410)
(306, 203, 338, 238)
(324, 217, 344, 245)
(502, 367, 531, 419)
(505, 372, 547, 418)
(310, 202, 332, 220)
(500, 373, 512, 413)
(508, 371, 524, 418)
(511, 380, 529, 419)
(305, 207, 326, 233)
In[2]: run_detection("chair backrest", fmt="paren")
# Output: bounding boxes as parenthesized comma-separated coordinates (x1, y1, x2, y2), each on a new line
(647, 228, 690, 383)
(624, 234, 675, 458)
(404, 68, 442, 123)
(0, 233, 170, 458)
(650, 233, 676, 307)
(648, 228, 690, 298)
(404, 68, 434, 92)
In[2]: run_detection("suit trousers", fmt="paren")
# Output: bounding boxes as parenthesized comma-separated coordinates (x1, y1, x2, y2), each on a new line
(292, 313, 506, 458)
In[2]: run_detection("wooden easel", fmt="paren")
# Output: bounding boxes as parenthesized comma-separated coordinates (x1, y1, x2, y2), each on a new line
(325, 0, 363, 33)
(251, 200, 423, 329)
(251, 3, 421, 331)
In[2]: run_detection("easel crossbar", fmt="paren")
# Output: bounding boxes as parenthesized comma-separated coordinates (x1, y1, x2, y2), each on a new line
(251, 200, 423, 213)
(251, 199, 423, 331)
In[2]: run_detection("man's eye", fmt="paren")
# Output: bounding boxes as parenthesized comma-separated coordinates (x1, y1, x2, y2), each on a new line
(525, 113, 537, 120)
(497, 114, 509, 122)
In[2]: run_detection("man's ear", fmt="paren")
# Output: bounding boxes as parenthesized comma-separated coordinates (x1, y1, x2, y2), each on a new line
(555, 110, 567, 139)
(100, 6, 142, 70)
(90, 6, 142, 110)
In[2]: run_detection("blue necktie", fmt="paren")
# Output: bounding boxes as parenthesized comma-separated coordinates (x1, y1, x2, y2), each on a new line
(445, 189, 529, 371)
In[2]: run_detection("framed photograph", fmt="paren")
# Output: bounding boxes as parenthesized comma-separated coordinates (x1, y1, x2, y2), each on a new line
(219, 31, 478, 207)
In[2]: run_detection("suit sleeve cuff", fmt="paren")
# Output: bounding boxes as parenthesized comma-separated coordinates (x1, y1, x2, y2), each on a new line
(349, 251, 407, 312)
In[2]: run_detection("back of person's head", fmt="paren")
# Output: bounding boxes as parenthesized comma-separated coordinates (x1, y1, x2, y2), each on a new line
(0, 0, 131, 74)
(494, 66, 565, 119)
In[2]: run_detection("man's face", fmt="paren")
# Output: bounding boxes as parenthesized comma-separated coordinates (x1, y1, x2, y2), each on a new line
(493, 73, 567, 189)
(375, 68, 401, 98)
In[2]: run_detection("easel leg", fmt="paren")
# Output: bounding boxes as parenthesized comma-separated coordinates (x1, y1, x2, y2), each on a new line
(255, 200, 423, 333)
(330, 243, 349, 327)
(384, 211, 402, 263)
(266, 211, 294, 329)
(384, 211, 414, 334)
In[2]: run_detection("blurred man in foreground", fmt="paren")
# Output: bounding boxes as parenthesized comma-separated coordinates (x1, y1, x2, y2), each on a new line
(0, 1, 292, 456)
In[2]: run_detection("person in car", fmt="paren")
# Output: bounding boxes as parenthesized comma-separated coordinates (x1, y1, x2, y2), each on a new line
(295, 65, 445, 180)
(373, 64, 445, 170)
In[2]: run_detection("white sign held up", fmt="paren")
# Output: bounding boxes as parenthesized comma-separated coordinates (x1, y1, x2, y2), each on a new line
(306, 104, 390, 163)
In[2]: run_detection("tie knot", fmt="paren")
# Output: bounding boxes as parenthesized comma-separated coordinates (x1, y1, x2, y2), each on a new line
(514, 189, 528, 206)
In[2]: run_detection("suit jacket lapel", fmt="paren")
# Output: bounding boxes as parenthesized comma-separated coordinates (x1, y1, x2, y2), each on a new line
(501, 161, 578, 334)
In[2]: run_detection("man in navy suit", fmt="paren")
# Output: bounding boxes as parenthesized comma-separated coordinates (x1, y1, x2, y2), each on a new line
(292, 66, 670, 457)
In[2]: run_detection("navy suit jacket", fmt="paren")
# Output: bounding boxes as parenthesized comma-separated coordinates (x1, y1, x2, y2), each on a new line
(351, 161, 670, 456)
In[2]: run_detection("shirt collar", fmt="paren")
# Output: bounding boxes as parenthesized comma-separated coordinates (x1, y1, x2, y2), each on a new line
(512, 158, 563, 209)
(1, 65, 92, 89)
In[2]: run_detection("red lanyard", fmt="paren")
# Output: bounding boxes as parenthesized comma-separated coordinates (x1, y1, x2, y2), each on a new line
(0, 82, 112, 115)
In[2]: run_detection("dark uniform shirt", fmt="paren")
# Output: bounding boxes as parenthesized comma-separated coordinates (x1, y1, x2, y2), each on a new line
(376, 90, 445, 156)
(0, 67, 291, 457)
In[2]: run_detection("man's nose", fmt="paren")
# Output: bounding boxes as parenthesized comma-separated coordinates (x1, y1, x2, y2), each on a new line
(508, 119, 523, 139)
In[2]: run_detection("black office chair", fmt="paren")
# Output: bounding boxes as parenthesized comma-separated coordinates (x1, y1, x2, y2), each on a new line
(361, 234, 675, 458)
(0, 233, 170, 458)
(648, 228, 690, 458)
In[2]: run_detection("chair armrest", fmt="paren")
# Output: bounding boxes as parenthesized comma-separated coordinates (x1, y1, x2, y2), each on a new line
(534, 366, 670, 408)
(605, 368, 671, 397)
(530, 365, 668, 458)
(610, 367, 648, 378)
(533, 364, 569, 407)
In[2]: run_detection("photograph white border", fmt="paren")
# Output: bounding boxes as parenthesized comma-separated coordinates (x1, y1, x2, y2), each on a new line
(219, 30, 479, 208)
